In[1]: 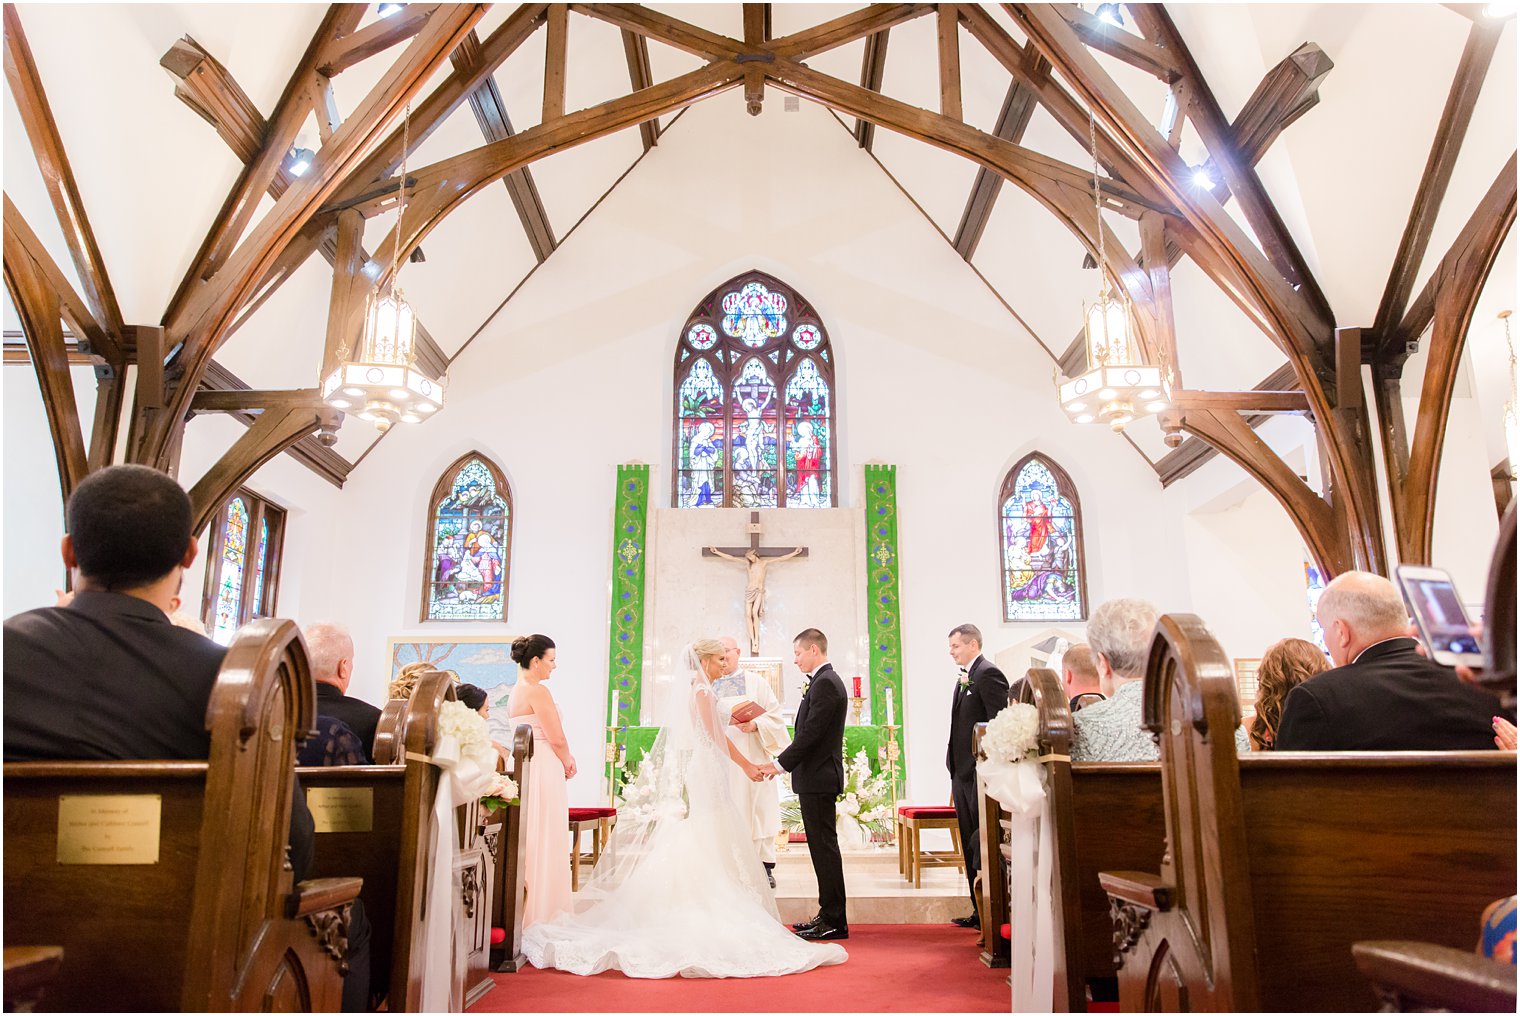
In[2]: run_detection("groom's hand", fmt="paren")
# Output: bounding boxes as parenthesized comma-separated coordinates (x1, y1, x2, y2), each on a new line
(757, 761, 781, 779)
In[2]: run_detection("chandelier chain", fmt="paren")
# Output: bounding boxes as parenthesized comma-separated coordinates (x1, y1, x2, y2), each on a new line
(1088, 107, 1107, 296)
(391, 101, 412, 289)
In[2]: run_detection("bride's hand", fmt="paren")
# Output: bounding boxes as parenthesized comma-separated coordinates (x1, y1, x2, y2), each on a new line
(744, 762, 765, 783)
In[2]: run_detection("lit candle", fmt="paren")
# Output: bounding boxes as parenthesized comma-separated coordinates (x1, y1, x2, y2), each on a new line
(852, 675, 862, 698)
(885, 686, 895, 726)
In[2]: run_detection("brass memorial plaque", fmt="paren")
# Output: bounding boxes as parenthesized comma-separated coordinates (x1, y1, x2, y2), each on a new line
(57, 795, 162, 864)
(307, 786, 374, 833)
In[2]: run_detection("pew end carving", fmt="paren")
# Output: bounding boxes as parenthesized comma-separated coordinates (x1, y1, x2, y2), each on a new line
(3, 619, 358, 1012)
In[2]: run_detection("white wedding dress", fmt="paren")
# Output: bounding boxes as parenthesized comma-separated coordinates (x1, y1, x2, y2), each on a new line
(522, 651, 847, 979)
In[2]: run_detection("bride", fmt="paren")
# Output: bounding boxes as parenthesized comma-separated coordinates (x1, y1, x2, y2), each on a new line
(521, 638, 848, 978)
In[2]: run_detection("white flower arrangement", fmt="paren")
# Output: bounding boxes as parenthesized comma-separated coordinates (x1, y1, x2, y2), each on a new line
(438, 698, 490, 759)
(781, 748, 895, 837)
(980, 702, 1040, 765)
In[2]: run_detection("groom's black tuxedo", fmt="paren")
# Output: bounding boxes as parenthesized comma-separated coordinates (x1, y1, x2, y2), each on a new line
(778, 664, 847, 792)
(777, 663, 848, 931)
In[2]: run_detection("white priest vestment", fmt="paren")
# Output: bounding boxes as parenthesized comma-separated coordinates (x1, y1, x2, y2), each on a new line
(715, 670, 790, 864)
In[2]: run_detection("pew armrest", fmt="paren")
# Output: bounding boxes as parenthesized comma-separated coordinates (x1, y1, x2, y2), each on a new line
(1353, 941, 1518, 1013)
(288, 877, 364, 919)
(1099, 871, 1173, 912)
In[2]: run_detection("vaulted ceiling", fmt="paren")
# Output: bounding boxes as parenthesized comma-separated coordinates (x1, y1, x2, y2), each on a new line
(4, 4, 1515, 538)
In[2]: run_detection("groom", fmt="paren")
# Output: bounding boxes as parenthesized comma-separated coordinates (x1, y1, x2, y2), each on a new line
(762, 628, 848, 941)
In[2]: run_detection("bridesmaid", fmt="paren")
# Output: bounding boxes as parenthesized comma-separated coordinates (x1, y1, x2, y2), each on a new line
(505, 633, 575, 927)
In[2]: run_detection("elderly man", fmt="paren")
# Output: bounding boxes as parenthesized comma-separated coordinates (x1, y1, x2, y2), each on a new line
(305, 621, 382, 761)
(715, 636, 790, 887)
(1275, 571, 1505, 750)
(1071, 598, 1250, 762)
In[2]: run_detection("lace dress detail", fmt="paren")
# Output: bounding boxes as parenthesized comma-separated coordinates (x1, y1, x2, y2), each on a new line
(522, 673, 846, 978)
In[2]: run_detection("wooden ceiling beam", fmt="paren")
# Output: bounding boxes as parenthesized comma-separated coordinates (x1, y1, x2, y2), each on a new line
(190, 388, 327, 412)
(1370, 17, 1503, 342)
(160, 36, 269, 164)
(453, 31, 556, 262)
(369, 59, 746, 291)
(952, 66, 1042, 259)
(1126, 4, 1336, 338)
(937, 4, 963, 122)
(570, 4, 743, 61)
(319, 4, 443, 76)
(3, 195, 115, 360)
(1154, 363, 1300, 485)
(1169, 390, 1310, 414)
(145, 4, 485, 469)
(187, 403, 344, 534)
(620, 28, 659, 150)
(1055, 4, 1180, 82)
(162, 7, 360, 329)
(768, 4, 933, 61)
(3, 6, 126, 350)
(543, 5, 568, 122)
(198, 360, 352, 487)
(1387, 153, 1517, 361)
(853, 28, 890, 151)
(3, 236, 89, 497)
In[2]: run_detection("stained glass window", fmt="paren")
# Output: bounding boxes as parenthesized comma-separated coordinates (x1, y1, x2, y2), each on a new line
(202, 491, 285, 644)
(999, 455, 1086, 622)
(1304, 560, 1329, 654)
(425, 453, 512, 621)
(673, 272, 837, 508)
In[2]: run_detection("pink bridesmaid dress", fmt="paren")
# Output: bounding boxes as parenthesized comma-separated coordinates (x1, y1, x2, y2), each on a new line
(508, 708, 572, 927)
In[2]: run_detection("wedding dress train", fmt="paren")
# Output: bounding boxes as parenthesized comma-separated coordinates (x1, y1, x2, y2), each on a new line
(522, 655, 847, 979)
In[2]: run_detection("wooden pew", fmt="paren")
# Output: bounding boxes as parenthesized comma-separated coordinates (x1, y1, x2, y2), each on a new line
(456, 797, 496, 1006)
(975, 671, 1165, 1009)
(485, 724, 535, 973)
(3, 619, 359, 1012)
(1101, 614, 1518, 1012)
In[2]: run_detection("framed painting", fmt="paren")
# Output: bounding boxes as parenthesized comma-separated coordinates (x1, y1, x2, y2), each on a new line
(387, 635, 521, 744)
(1233, 658, 1261, 713)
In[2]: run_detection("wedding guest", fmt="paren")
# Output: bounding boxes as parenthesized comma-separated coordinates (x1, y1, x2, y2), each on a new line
(1061, 643, 1104, 711)
(504, 634, 573, 926)
(305, 621, 382, 760)
(388, 661, 433, 701)
(458, 682, 513, 771)
(1249, 638, 1328, 751)
(1071, 598, 1250, 762)
(1275, 572, 1506, 751)
(298, 716, 368, 767)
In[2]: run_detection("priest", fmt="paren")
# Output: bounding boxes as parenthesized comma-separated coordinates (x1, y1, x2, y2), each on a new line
(715, 636, 791, 887)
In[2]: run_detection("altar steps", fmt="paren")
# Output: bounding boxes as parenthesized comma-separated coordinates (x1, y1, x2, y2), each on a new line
(772, 842, 967, 925)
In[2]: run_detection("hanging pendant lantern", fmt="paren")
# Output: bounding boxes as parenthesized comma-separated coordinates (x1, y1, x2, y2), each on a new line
(1056, 106, 1170, 431)
(320, 284, 444, 432)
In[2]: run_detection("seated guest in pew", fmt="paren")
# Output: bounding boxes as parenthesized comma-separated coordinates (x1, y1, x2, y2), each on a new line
(1061, 642, 1105, 711)
(458, 682, 513, 771)
(389, 660, 432, 700)
(2, 465, 372, 1011)
(1248, 638, 1329, 750)
(298, 715, 369, 767)
(306, 621, 383, 760)
(1276, 571, 1508, 751)
(1072, 599, 1250, 761)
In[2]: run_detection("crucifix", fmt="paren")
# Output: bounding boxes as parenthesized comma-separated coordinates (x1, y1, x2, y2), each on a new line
(703, 511, 808, 656)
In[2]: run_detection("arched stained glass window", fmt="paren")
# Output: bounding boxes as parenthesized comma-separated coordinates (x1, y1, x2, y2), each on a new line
(202, 490, 285, 644)
(424, 452, 512, 622)
(999, 454, 1087, 622)
(673, 271, 837, 508)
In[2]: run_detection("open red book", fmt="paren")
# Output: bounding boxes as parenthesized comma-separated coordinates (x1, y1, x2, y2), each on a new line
(728, 700, 766, 724)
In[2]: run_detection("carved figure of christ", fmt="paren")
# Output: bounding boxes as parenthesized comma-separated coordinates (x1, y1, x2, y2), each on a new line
(703, 512, 808, 656)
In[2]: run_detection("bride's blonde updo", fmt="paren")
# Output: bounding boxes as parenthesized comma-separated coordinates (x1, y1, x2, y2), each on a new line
(690, 637, 727, 662)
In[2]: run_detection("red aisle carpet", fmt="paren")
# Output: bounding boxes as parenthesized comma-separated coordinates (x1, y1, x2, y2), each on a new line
(469, 925, 1011, 1013)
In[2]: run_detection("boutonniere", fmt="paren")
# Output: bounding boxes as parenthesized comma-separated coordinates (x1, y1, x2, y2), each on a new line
(801, 678, 811, 697)
(957, 672, 972, 691)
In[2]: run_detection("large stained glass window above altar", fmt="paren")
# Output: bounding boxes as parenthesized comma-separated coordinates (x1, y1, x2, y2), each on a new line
(673, 271, 837, 508)
(1000, 454, 1087, 622)
(424, 452, 512, 621)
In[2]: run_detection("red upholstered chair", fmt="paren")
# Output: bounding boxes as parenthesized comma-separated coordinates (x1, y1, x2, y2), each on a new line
(896, 805, 964, 888)
(568, 807, 617, 891)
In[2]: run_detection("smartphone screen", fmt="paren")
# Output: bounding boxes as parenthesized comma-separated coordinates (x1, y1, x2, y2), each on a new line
(1404, 576, 1481, 656)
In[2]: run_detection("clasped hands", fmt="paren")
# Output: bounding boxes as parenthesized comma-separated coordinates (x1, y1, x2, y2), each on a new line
(749, 761, 782, 783)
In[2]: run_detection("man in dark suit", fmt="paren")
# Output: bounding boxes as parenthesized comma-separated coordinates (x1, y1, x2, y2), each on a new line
(306, 621, 383, 760)
(3, 465, 369, 1011)
(1276, 571, 1506, 751)
(947, 623, 1011, 929)
(763, 628, 849, 941)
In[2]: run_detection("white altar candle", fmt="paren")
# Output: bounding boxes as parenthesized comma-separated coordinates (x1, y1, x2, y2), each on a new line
(885, 686, 895, 726)
(611, 688, 620, 726)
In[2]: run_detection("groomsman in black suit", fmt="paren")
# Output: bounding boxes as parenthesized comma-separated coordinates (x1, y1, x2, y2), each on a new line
(763, 628, 849, 941)
(946, 623, 1011, 929)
